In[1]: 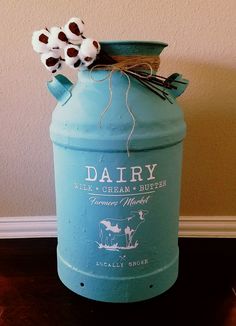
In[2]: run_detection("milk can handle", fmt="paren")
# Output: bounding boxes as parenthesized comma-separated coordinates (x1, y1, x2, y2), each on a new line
(47, 74, 74, 105)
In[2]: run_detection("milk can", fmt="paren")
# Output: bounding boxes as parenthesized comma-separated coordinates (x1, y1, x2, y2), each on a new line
(48, 41, 188, 302)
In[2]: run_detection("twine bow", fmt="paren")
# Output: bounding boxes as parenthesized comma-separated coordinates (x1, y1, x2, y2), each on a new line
(90, 63, 154, 157)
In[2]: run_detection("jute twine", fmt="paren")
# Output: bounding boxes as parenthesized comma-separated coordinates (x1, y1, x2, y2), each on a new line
(90, 55, 160, 156)
(99, 55, 160, 71)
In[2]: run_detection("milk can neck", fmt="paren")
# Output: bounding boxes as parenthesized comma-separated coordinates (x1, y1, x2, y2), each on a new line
(77, 69, 122, 82)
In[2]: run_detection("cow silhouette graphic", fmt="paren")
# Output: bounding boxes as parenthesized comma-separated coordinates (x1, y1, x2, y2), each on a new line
(97, 210, 149, 251)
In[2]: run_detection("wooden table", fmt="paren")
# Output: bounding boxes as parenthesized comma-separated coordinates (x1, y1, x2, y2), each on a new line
(0, 238, 235, 325)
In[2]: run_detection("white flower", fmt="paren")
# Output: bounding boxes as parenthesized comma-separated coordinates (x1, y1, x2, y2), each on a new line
(64, 17, 85, 42)
(32, 29, 50, 53)
(40, 51, 62, 73)
(79, 38, 100, 66)
(48, 27, 68, 50)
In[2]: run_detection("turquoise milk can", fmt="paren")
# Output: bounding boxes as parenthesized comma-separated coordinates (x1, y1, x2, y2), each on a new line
(48, 41, 188, 302)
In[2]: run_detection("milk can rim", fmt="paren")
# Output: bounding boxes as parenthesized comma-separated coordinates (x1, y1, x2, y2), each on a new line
(99, 40, 168, 56)
(100, 40, 168, 47)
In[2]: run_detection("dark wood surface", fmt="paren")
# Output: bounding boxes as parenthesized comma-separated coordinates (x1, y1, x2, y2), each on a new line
(0, 238, 235, 326)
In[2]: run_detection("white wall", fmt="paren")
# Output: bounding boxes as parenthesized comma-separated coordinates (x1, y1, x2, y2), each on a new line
(0, 0, 235, 217)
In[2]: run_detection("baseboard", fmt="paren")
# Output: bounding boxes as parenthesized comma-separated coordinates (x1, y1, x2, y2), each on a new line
(0, 216, 235, 239)
(0, 216, 57, 239)
(179, 216, 236, 238)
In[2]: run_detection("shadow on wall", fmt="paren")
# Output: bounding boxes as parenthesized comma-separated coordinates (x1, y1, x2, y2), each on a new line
(166, 59, 236, 216)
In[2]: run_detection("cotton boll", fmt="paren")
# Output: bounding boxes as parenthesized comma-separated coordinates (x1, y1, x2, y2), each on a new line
(79, 51, 96, 67)
(32, 29, 50, 53)
(80, 38, 100, 57)
(92, 40, 101, 54)
(64, 17, 85, 41)
(64, 45, 80, 66)
(48, 27, 68, 50)
(67, 58, 82, 70)
(79, 38, 100, 67)
(40, 51, 61, 73)
(79, 52, 96, 67)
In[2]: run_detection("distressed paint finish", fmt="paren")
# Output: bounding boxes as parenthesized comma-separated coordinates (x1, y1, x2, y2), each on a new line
(49, 41, 187, 302)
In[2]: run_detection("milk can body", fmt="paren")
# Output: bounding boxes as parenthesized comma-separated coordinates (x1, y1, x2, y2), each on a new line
(49, 41, 188, 302)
